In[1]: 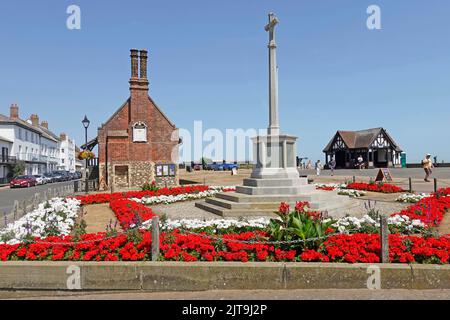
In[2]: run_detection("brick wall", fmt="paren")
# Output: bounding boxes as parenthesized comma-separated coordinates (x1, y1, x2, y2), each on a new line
(97, 49, 179, 191)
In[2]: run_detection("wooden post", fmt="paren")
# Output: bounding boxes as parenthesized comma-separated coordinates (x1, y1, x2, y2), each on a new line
(13, 200, 19, 220)
(380, 215, 389, 263)
(3, 211, 7, 228)
(409, 177, 412, 193)
(434, 178, 438, 193)
(34, 193, 40, 209)
(151, 216, 160, 262)
(22, 200, 27, 216)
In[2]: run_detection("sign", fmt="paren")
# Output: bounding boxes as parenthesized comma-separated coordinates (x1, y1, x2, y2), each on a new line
(132, 122, 147, 142)
(162, 165, 169, 176)
(169, 164, 176, 176)
(375, 168, 393, 182)
(156, 165, 163, 177)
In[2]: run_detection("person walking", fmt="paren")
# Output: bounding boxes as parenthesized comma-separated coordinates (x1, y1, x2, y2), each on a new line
(315, 160, 323, 176)
(422, 153, 434, 182)
(329, 158, 336, 176)
(357, 155, 364, 170)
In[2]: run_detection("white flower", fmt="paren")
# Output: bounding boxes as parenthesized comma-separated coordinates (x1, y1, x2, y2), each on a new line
(0, 198, 81, 245)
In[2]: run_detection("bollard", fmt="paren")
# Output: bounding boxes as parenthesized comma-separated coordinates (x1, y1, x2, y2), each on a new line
(151, 216, 160, 261)
(353, 176, 356, 183)
(409, 177, 412, 193)
(434, 178, 438, 193)
(380, 215, 390, 263)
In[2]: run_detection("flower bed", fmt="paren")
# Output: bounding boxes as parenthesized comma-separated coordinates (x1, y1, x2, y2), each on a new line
(109, 199, 156, 230)
(346, 182, 404, 193)
(1, 186, 449, 264)
(0, 198, 81, 245)
(391, 195, 450, 227)
(1, 230, 449, 263)
(135, 186, 235, 206)
(300, 234, 450, 264)
(75, 185, 213, 205)
(396, 193, 429, 203)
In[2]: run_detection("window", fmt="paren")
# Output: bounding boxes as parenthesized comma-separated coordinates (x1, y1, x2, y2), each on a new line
(25, 131, 28, 141)
(18, 128, 22, 140)
(61, 149, 65, 153)
(62, 159, 65, 164)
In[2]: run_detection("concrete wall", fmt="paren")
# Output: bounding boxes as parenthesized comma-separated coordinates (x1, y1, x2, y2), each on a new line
(0, 262, 449, 291)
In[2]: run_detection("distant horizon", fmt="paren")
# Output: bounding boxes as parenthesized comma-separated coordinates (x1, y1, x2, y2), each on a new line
(1, 1, 449, 163)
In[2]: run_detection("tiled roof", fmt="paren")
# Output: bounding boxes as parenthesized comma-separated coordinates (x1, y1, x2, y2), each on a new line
(323, 128, 402, 152)
(0, 113, 59, 142)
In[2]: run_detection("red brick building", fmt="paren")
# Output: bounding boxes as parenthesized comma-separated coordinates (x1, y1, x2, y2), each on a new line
(96, 49, 179, 190)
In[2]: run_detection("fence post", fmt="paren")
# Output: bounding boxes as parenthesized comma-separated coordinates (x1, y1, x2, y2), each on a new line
(34, 193, 40, 209)
(151, 216, 160, 262)
(380, 215, 389, 263)
(21, 200, 27, 216)
(409, 177, 412, 193)
(13, 200, 19, 220)
(434, 178, 438, 193)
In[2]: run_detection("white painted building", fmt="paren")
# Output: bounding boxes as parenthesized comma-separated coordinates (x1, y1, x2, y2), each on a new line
(58, 133, 76, 172)
(0, 135, 14, 182)
(0, 104, 61, 178)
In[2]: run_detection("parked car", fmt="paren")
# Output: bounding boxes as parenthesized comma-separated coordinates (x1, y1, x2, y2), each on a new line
(43, 172, 55, 183)
(74, 171, 82, 179)
(207, 163, 224, 171)
(33, 175, 46, 185)
(51, 171, 64, 182)
(223, 163, 239, 171)
(10, 175, 37, 188)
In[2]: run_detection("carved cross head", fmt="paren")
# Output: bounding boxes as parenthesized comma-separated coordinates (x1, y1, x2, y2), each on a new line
(264, 12, 279, 32)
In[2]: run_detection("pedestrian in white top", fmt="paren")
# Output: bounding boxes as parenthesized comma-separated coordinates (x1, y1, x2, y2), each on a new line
(315, 160, 323, 176)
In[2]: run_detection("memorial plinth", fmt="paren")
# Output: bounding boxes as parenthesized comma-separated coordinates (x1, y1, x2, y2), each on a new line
(196, 13, 357, 217)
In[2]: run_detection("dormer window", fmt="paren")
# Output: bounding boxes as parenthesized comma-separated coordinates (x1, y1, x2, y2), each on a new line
(133, 122, 147, 142)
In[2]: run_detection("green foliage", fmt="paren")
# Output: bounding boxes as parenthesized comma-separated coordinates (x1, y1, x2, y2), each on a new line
(364, 200, 381, 221)
(267, 205, 335, 250)
(73, 219, 87, 240)
(142, 181, 160, 192)
(7, 161, 26, 178)
(126, 227, 143, 244)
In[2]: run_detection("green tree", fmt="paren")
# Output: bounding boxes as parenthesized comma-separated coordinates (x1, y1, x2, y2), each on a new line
(7, 161, 26, 178)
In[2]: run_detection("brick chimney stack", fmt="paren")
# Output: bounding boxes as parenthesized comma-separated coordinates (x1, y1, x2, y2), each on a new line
(129, 49, 140, 89)
(30, 114, 39, 126)
(60, 133, 67, 141)
(41, 121, 49, 129)
(10, 104, 19, 119)
(139, 49, 149, 82)
(129, 49, 149, 91)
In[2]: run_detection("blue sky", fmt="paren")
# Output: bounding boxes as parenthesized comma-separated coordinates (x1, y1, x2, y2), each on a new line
(0, 0, 449, 163)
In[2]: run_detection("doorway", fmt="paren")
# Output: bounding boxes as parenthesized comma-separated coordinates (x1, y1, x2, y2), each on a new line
(335, 151, 346, 169)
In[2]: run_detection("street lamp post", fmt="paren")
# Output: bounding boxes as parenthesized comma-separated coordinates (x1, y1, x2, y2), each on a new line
(82, 115, 90, 194)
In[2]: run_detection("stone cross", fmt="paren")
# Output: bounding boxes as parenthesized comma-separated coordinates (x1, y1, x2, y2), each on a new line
(265, 12, 280, 136)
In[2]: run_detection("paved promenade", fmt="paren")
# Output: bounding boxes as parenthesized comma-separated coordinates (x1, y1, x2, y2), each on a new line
(2, 289, 449, 300)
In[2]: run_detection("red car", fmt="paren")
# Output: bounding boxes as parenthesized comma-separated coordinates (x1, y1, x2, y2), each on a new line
(10, 175, 37, 188)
